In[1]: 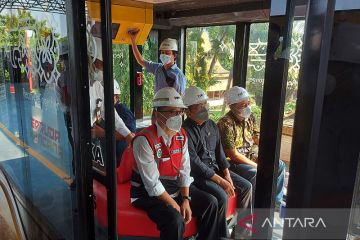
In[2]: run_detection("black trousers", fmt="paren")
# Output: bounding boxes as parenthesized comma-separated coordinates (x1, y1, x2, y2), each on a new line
(132, 184, 219, 240)
(193, 170, 253, 238)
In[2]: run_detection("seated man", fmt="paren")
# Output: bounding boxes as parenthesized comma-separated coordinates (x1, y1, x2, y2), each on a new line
(131, 87, 220, 240)
(182, 86, 253, 238)
(113, 80, 136, 164)
(217, 86, 285, 205)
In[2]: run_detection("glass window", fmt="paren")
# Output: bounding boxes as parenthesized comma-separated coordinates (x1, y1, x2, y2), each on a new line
(246, 21, 304, 127)
(185, 25, 236, 122)
(113, 44, 130, 108)
(246, 23, 269, 124)
(245, 20, 306, 239)
(0, 5, 77, 240)
(142, 30, 158, 117)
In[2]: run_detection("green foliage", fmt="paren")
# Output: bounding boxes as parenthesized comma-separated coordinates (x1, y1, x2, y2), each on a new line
(250, 103, 262, 125)
(0, 10, 50, 49)
(246, 22, 304, 126)
(284, 100, 296, 116)
(185, 25, 236, 91)
(186, 27, 211, 90)
(113, 44, 130, 107)
(246, 23, 269, 107)
(209, 109, 224, 123)
(208, 25, 236, 72)
(142, 32, 158, 116)
(112, 32, 157, 115)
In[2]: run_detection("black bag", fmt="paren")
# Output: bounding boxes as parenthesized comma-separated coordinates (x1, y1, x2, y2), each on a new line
(161, 66, 176, 87)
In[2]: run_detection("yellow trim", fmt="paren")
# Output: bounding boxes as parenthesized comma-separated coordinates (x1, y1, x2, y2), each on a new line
(0, 123, 73, 186)
(87, 1, 153, 45)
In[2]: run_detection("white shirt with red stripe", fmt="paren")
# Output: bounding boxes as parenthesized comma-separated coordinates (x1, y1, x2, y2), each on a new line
(132, 122, 193, 198)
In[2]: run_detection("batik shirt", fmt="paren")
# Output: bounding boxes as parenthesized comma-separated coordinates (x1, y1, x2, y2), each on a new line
(217, 111, 260, 161)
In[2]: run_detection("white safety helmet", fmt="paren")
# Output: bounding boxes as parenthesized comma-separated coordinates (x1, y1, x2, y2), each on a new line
(329, 22, 360, 64)
(153, 87, 187, 109)
(91, 37, 103, 62)
(114, 80, 121, 95)
(159, 38, 178, 52)
(225, 86, 249, 105)
(183, 86, 209, 107)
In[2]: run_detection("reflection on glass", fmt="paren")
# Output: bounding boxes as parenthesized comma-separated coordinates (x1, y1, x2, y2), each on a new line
(86, 19, 108, 176)
(246, 22, 268, 124)
(267, 19, 305, 240)
(113, 44, 130, 107)
(0, 6, 76, 240)
(86, 8, 110, 239)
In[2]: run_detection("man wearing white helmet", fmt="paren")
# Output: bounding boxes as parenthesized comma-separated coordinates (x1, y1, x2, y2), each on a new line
(113, 80, 136, 164)
(89, 37, 134, 164)
(217, 86, 285, 205)
(131, 87, 219, 240)
(129, 31, 186, 95)
(182, 86, 253, 238)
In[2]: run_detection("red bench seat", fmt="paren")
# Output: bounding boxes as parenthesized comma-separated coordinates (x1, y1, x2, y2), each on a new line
(93, 146, 237, 238)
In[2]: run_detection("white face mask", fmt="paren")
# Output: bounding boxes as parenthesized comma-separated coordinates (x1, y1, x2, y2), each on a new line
(159, 113, 182, 132)
(160, 54, 172, 65)
(233, 106, 251, 120)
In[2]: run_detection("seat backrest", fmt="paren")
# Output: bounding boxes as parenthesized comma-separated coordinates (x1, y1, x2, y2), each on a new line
(117, 146, 135, 183)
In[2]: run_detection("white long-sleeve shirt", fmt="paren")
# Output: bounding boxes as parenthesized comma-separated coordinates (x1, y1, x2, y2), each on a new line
(89, 81, 131, 137)
(132, 122, 193, 198)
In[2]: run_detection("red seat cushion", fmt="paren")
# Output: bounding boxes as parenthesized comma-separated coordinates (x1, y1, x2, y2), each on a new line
(97, 148, 236, 237)
(226, 195, 237, 218)
(117, 146, 134, 183)
(93, 180, 198, 237)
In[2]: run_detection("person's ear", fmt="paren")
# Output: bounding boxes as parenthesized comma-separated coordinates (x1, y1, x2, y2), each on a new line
(172, 52, 177, 61)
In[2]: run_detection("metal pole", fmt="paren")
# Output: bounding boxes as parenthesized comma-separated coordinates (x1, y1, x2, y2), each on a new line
(233, 22, 250, 88)
(100, 0, 117, 239)
(253, 0, 294, 238)
(65, 0, 94, 239)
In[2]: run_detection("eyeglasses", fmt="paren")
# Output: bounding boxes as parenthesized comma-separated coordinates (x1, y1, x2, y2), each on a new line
(157, 109, 184, 116)
(237, 101, 250, 109)
(189, 102, 209, 111)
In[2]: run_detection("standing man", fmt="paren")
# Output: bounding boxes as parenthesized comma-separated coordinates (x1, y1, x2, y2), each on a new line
(182, 86, 253, 238)
(128, 31, 186, 95)
(131, 87, 220, 240)
(217, 86, 285, 205)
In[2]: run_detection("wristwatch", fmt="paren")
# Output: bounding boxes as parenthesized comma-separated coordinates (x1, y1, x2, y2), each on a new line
(182, 196, 192, 202)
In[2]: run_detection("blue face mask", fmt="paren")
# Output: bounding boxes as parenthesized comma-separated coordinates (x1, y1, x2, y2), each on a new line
(160, 54, 172, 65)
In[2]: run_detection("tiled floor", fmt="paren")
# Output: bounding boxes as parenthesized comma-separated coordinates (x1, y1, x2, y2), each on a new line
(0, 130, 25, 162)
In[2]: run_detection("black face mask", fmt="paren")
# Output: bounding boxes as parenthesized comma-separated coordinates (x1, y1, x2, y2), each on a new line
(196, 107, 209, 122)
